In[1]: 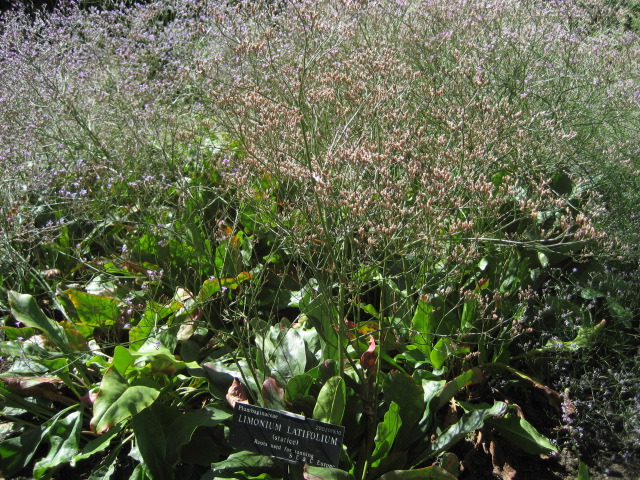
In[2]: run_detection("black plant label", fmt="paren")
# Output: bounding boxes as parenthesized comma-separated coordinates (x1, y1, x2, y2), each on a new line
(230, 403, 345, 468)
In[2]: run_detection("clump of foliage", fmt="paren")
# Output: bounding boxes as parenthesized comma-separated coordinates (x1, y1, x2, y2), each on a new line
(0, 0, 638, 479)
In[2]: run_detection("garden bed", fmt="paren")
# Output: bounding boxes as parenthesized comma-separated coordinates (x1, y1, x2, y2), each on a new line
(1, 0, 639, 479)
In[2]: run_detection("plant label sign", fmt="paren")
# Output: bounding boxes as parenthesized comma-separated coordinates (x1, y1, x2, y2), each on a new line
(230, 403, 345, 468)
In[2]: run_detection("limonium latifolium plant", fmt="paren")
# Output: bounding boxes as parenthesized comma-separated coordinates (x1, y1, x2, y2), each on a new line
(0, 0, 638, 479)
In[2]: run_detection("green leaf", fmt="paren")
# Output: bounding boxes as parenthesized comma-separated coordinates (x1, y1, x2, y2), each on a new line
(491, 170, 505, 186)
(357, 303, 380, 319)
(33, 406, 84, 479)
(304, 466, 357, 480)
(537, 252, 550, 268)
(0, 345, 75, 390)
(132, 407, 173, 480)
(180, 430, 221, 466)
(257, 326, 307, 386)
(197, 272, 253, 302)
(412, 402, 507, 466)
(499, 276, 517, 295)
(460, 299, 477, 330)
(439, 452, 459, 477)
(412, 373, 446, 438)
(0, 382, 56, 418)
(607, 299, 632, 328)
(128, 463, 150, 480)
(410, 300, 434, 355)
(61, 324, 90, 351)
(313, 376, 346, 425)
(535, 320, 606, 353)
(8, 291, 71, 354)
(0, 325, 37, 341)
(165, 408, 231, 465)
(579, 288, 605, 300)
(87, 442, 123, 480)
(129, 305, 161, 351)
(383, 372, 425, 449)
(298, 287, 341, 361)
(378, 466, 458, 480)
(91, 367, 160, 434)
(83, 273, 127, 296)
(102, 262, 133, 275)
(0, 424, 43, 477)
(211, 451, 277, 475)
(286, 374, 314, 402)
(71, 424, 123, 466)
(368, 452, 409, 480)
(0, 404, 79, 477)
(371, 402, 402, 468)
(577, 461, 591, 480)
(129, 340, 199, 376)
(435, 367, 485, 411)
(488, 414, 557, 455)
(430, 338, 449, 369)
(273, 328, 308, 385)
(112, 345, 136, 376)
(285, 374, 315, 413)
(383, 372, 424, 423)
(551, 172, 573, 195)
(65, 290, 120, 327)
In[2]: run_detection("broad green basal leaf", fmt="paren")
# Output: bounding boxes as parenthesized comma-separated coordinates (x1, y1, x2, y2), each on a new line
(429, 338, 449, 370)
(488, 414, 558, 455)
(435, 367, 485, 411)
(383, 372, 424, 449)
(313, 376, 346, 426)
(65, 289, 120, 328)
(210, 451, 277, 476)
(577, 461, 591, 480)
(71, 424, 123, 466)
(0, 404, 80, 478)
(112, 345, 136, 376)
(33, 406, 84, 479)
(91, 367, 160, 434)
(378, 466, 458, 480)
(409, 300, 434, 355)
(163, 406, 232, 466)
(304, 466, 356, 480)
(8, 291, 71, 354)
(371, 402, 402, 468)
(412, 401, 507, 467)
(257, 326, 307, 386)
(87, 442, 123, 480)
(286, 374, 315, 413)
(132, 407, 173, 480)
(0, 422, 43, 477)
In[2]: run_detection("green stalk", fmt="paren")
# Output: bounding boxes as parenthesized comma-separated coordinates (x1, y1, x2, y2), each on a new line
(337, 278, 346, 378)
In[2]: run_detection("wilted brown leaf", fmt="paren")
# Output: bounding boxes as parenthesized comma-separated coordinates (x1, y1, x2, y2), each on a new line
(2, 375, 75, 405)
(360, 335, 377, 371)
(226, 377, 249, 408)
